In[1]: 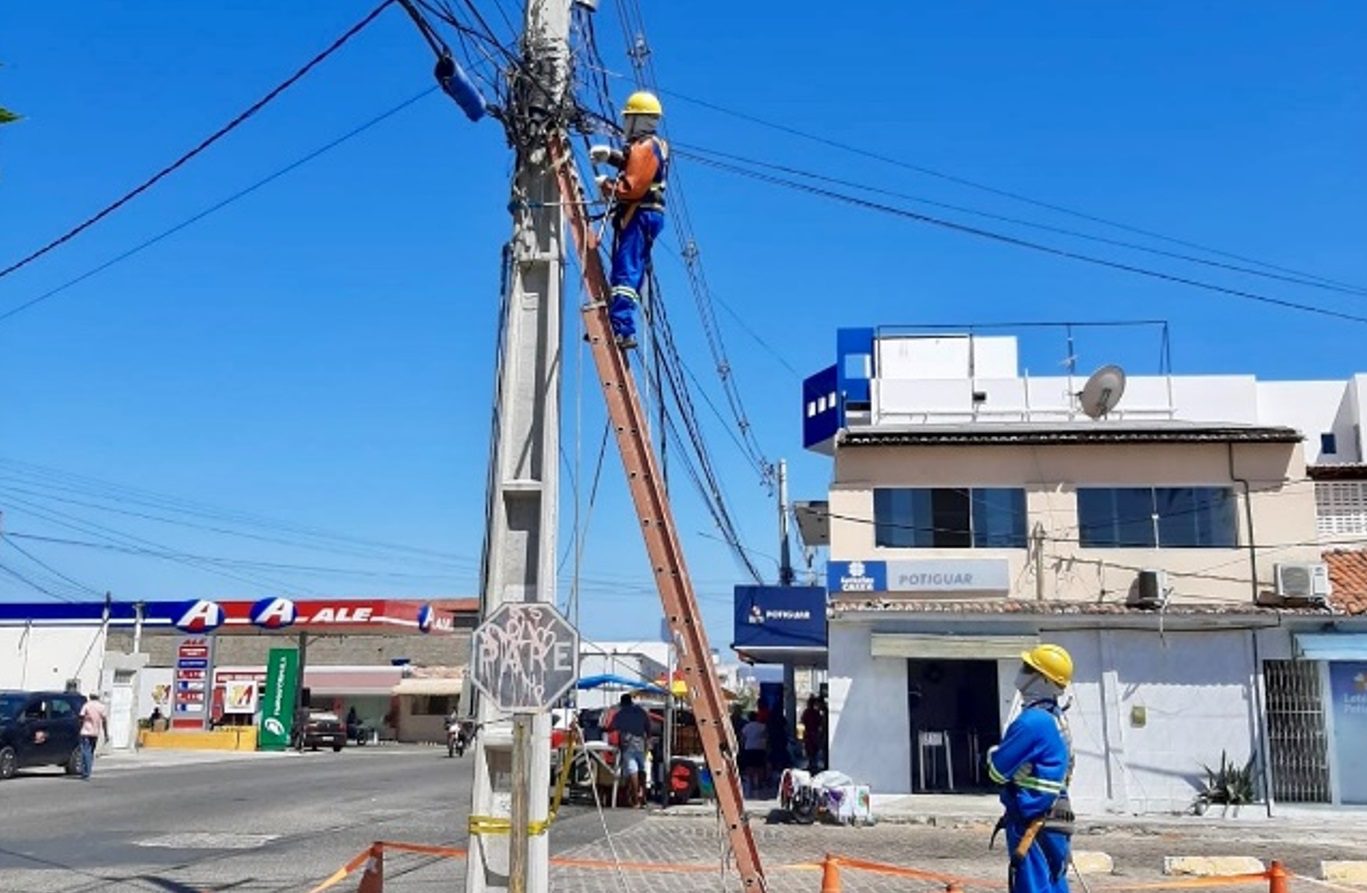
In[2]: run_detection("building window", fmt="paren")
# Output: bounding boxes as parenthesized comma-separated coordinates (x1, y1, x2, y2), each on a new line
(1321, 433, 1338, 456)
(1077, 487, 1236, 548)
(415, 695, 456, 716)
(873, 488, 1027, 548)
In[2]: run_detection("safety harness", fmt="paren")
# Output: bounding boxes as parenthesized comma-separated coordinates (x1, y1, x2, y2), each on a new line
(614, 135, 668, 227)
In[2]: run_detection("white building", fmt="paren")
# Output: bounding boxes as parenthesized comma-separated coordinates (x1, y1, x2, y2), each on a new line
(801, 326, 1367, 813)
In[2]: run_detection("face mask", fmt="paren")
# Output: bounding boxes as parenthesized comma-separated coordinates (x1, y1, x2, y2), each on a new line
(1015, 667, 1063, 702)
(625, 115, 658, 139)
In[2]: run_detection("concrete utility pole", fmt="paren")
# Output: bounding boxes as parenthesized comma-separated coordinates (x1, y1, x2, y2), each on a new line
(466, 0, 569, 889)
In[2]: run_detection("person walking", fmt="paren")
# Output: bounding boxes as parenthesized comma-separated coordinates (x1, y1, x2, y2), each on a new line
(589, 91, 668, 350)
(988, 645, 1076, 893)
(606, 694, 650, 808)
(801, 695, 826, 772)
(78, 693, 109, 780)
(738, 711, 768, 798)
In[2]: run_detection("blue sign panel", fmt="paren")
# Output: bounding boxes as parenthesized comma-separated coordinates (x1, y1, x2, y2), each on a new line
(826, 560, 887, 594)
(733, 586, 827, 650)
(802, 364, 840, 449)
(1330, 662, 1367, 805)
(836, 327, 874, 408)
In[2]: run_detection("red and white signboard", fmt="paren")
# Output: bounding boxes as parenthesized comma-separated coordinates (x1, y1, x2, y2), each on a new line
(172, 636, 216, 730)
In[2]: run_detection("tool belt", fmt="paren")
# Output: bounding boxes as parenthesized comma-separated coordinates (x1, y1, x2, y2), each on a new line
(990, 795, 1076, 859)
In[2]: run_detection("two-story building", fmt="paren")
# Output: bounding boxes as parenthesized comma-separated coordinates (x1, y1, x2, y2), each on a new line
(801, 326, 1367, 814)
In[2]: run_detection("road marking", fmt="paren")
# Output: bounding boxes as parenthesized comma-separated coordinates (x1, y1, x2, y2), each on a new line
(134, 832, 279, 850)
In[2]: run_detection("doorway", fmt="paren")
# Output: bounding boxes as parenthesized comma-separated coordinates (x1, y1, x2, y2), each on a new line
(907, 659, 1001, 793)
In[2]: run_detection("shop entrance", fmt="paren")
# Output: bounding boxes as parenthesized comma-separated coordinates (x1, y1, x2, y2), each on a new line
(907, 658, 1001, 793)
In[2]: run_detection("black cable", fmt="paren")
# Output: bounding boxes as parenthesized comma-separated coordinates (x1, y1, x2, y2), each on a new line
(0, 0, 396, 282)
(678, 149, 1367, 326)
(659, 87, 1367, 295)
(672, 141, 1367, 300)
(0, 88, 438, 326)
(2, 534, 103, 597)
(0, 561, 78, 603)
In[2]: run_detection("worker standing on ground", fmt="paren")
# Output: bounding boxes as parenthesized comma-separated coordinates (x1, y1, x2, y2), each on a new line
(589, 91, 668, 350)
(988, 644, 1076, 893)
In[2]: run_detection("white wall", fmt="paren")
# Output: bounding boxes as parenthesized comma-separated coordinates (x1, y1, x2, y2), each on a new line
(1258, 380, 1351, 464)
(0, 626, 107, 693)
(1051, 628, 1257, 814)
(827, 622, 911, 792)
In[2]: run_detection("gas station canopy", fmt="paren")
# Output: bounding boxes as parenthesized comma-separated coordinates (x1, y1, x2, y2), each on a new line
(0, 597, 469, 635)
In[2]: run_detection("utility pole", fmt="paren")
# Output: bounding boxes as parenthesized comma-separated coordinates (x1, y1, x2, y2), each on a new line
(466, 0, 569, 889)
(778, 458, 794, 586)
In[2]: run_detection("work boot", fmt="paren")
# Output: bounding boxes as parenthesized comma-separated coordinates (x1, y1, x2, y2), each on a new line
(616, 335, 637, 350)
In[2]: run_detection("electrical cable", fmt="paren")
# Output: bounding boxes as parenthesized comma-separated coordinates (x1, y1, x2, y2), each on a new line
(1, 533, 103, 598)
(0, 0, 397, 283)
(677, 149, 1367, 326)
(0, 87, 439, 325)
(655, 86, 1367, 295)
(671, 141, 1367, 300)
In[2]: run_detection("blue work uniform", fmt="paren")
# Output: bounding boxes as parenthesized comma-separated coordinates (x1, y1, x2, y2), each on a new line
(607, 134, 668, 340)
(987, 699, 1075, 893)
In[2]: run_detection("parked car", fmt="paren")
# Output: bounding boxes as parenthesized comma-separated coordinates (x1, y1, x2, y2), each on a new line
(293, 709, 346, 752)
(0, 690, 87, 780)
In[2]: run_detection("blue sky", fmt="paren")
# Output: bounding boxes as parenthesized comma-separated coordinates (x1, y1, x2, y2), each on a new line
(1, 3, 1364, 645)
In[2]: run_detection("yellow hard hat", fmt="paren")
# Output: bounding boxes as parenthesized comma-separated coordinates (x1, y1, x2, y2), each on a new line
(1022, 644, 1073, 687)
(622, 90, 663, 117)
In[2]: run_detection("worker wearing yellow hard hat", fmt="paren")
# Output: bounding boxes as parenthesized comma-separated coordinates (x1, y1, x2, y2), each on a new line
(987, 643, 1076, 893)
(588, 91, 668, 350)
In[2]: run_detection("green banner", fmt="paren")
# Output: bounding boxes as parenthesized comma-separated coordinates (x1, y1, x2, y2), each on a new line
(258, 647, 299, 751)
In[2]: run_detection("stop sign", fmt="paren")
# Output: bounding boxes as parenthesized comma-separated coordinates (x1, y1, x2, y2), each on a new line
(470, 602, 580, 712)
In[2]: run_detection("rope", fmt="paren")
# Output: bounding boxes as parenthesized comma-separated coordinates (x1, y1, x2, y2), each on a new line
(466, 727, 577, 837)
(0, 0, 396, 283)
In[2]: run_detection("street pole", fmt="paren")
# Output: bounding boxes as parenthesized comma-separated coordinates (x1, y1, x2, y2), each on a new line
(778, 458, 794, 586)
(509, 714, 532, 893)
(466, 0, 569, 888)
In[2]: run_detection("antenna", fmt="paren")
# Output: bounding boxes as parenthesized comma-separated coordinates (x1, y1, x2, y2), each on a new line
(1078, 364, 1127, 419)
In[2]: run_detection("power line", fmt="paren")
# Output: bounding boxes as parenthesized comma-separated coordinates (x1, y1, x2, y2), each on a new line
(656, 86, 1367, 295)
(671, 141, 1367, 300)
(676, 149, 1367, 326)
(0, 0, 397, 283)
(0, 87, 438, 326)
(2, 534, 103, 598)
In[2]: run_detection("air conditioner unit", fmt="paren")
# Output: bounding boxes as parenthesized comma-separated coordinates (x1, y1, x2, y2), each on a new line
(1273, 562, 1332, 605)
(1129, 569, 1167, 609)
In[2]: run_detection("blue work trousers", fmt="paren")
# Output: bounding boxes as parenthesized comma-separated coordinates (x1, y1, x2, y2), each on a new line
(1006, 821, 1070, 893)
(608, 208, 665, 339)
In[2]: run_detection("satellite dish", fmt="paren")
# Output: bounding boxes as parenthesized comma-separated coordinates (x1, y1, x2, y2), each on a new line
(1078, 364, 1127, 419)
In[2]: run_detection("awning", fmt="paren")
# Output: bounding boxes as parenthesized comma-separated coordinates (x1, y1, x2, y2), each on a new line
(872, 633, 1037, 660)
(393, 677, 464, 696)
(1295, 633, 1367, 661)
(577, 673, 667, 694)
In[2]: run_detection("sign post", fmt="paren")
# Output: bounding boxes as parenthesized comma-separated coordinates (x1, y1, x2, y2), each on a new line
(171, 635, 215, 731)
(258, 647, 300, 751)
(469, 603, 580, 893)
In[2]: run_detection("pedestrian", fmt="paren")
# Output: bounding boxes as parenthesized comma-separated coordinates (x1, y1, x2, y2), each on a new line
(765, 707, 790, 789)
(739, 711, 767, 798)
(588, 91, 668, 350)
(801, 695, 826, 772)
(605, 694, 650, 808)
(988, 645, 1075, 893)
(78, 693, 109, 780)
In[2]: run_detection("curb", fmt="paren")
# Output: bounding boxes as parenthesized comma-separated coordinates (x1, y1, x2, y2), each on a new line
(1165, 857, 1267, 877)
(1073, 852, 1114, 875)
(1322, 862, 1367, 887)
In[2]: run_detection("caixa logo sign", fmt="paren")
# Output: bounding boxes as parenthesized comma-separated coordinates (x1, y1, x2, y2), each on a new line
(251, 597, 297, 630)
(175, 600, 225, 633)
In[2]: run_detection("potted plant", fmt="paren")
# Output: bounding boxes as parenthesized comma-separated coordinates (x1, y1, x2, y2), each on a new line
(1193, 750, 1256, 816)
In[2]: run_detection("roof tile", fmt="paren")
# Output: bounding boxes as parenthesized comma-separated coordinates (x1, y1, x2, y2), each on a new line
(1325, 549, 1367, 615)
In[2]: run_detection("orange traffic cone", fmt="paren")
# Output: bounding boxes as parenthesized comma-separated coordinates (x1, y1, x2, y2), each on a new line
(947, 883, 964, 893)
(357, 843, 384, 893)
(820, 854, 842, 893)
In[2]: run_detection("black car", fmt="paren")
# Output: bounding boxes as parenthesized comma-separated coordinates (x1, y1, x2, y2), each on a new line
(292, 709, 346, 752)
(0, 691, 87, 780)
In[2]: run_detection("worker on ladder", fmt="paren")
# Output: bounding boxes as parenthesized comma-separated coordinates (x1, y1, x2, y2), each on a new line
(988, 644, 1076, 893)
(589, 91, 668, 350)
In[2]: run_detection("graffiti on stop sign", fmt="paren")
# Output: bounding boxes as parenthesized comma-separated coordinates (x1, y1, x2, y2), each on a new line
(470, 603, 579, 712)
